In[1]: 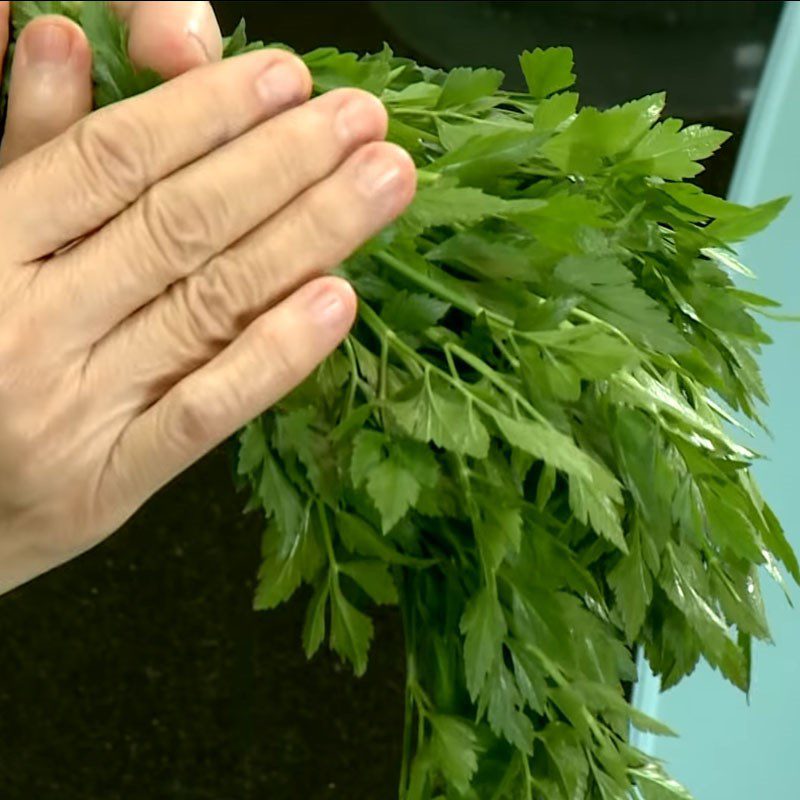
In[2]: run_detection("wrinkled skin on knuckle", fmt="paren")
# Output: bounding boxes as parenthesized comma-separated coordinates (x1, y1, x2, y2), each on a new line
(169, 382, 222, 452)
(70, 111, 156, 207)
(138, 179, 230, 272)
(173, 257, 252, 348)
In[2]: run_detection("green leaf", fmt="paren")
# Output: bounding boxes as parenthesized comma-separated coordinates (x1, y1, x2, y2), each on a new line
(519, 47, 576, 98)
(621, 118, 731, 179)
(480, 657, 535, 753)
(258, 449, 305, 552)
(384, 81, 442, 108)
(352, 435, 439, 532)
(524, 324, 641, 379)
(382, 290, 450, 333)
(79, 0, 162, 107)
(254, 518, 323, 610)
(632, 765, 694, 800)
(428, 715, 480, 793)
(427, 229, 542, 281)
(436, 115, 533, 151)
(336, 512, 434, 568)
(539, 722, 590, 799)
(437, 66, 504, 109)
(533, 91, 579, 130)
(491, 411, 592, 483)
(474, 504, 523, 573)
(237, 420, 266, 474)
(430, 129, 549, 185)
(221, 18, 264, 57)
(490, 410, 624, 548)
(303, 46, 391, 94)
(535, 464, 557, 509)
(401, 186, 518, 230)
(659, 542, 748, 690)
(302, 579, 329, 659)
(706, 196, 790, 242)
(367, 459, 421, 532)
(542, 93, 666, 174)
(554, 255, 686, 353)
(350, 430, 386, 488)
(329, 580, 374, 675)
(340, 560, 399, 605)
(392, 375, 490, 458)
(568, 474, 627, 552)
(608, 524, 652, 641)
(461, 587, 506, 700)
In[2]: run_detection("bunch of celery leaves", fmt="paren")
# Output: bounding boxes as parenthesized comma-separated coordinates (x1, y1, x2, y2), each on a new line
(7, 3, 798, 799)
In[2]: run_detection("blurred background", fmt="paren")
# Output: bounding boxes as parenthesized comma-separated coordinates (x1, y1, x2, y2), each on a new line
(0, 2, 788, 798)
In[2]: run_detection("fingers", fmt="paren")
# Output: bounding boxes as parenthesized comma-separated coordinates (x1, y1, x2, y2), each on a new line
(110, 1, 222, 78)
(49, 86, 390, 342)
(99, 277, 357, 521)
(88, 141, 416, 412)
(0, 2, 222, 167)
(0, 48, 312, 262)
(0, 15, 92, 165)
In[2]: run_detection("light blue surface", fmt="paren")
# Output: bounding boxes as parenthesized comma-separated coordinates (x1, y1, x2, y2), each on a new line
(635, 4, 800, 797)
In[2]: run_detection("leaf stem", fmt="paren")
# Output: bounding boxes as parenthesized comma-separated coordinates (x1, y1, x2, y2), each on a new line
(398, 571, 420, 799)
(361, 302, 551, 431)
(317, 502, 338, 572)
(376, 250, 492, 320)
(343, 337, 359, 419)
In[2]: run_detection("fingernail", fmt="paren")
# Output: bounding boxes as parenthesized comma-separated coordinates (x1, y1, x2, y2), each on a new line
(22, 22, 73, 66)
(336, 95, 384, 143)
(255, 60, 307, 109)
(356, 152, 404, 199)
(309, 285, 351, 327)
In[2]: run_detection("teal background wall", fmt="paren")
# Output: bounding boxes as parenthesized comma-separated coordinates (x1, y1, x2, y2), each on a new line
(637, 4, 800, 796)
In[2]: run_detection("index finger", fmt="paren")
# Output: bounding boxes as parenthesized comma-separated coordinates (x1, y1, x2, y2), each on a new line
(110, 1, 222, 78)
(0, 47, 311, 262)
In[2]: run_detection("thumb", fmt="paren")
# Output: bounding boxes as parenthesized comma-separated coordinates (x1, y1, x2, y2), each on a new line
(0, 14, 92, 166)
(110, 1, 223, 79)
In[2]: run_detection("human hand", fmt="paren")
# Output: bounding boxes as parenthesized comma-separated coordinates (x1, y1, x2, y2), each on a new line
(1, 1, 224, 163)
(0, 1, 416, 594)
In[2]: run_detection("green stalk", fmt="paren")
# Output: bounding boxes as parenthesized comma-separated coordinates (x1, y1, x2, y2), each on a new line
(398, 571, 418, 800)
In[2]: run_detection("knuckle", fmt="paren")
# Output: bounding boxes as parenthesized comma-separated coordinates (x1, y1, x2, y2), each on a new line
(138, 180, 228, 270)
(173, 259, 249, 346)
(169, 382, 222, 449)
(70, 111, 154, 205)
(1, 410, 48, 492)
